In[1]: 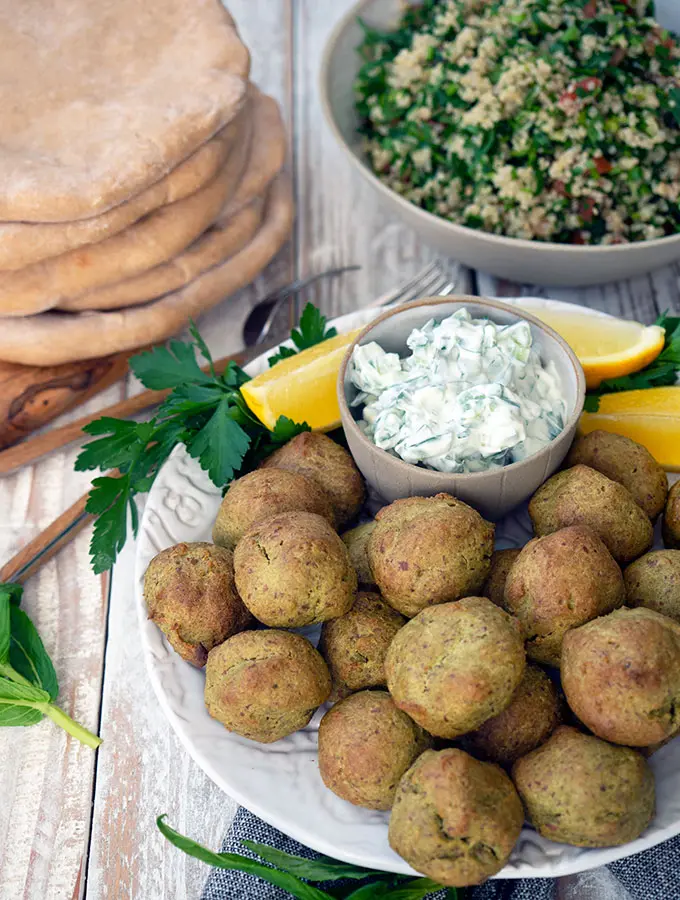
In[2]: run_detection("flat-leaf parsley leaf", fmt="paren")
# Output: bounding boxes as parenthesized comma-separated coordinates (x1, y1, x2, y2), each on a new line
(268, 302, 338, 366)
(77, 312, 331, 574)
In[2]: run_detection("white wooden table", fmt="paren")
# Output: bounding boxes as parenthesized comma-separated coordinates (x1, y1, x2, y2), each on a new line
(0, 3, 677, 898)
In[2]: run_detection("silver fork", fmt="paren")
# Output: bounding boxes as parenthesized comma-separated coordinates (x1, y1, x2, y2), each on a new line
(245, 258, 458, 347)
(366, 258, 458, 309)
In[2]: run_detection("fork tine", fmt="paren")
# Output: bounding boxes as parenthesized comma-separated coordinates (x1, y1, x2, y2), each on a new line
(366, 259, 443, 308)
(411, 268, 449, 298)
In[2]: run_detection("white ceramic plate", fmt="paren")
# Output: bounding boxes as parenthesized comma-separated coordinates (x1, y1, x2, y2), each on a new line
(135, 299, 680, 880)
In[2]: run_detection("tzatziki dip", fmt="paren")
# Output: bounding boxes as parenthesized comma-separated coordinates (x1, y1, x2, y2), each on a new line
(349, 309, 566, 474)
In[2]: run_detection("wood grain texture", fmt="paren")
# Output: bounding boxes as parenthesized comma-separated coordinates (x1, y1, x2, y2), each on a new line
(292, 0, 473, 322)
(3, 1, 680, 898)
(0, 350, 144, 451)
(0, 391, 115, 899)
(84, 3, 294, 898)
(476, 260, 680, 321)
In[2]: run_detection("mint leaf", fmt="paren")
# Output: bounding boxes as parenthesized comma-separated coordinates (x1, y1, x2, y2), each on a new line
(0, 704, 45, 727)
(185, 399, 251, 486)
(130, 339, 211, 390)
(9, 606, 58, 700)
(242, 841, 383, 882)
(0, 581, 101, 747)
(157, 817, 333, 900)
(5, 584, 23, 606)
(0, 676, 50, 704)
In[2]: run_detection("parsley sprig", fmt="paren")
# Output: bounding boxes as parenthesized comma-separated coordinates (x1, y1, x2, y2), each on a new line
(584, 313, 680, 412)
(76, 306, 338, 574)
(268, 303, 338, 366)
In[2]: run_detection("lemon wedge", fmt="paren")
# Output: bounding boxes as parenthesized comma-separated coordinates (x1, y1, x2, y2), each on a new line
(580, 386, 680, 471)
(242, 329, 363, 431)
(521, 307, 665, 389)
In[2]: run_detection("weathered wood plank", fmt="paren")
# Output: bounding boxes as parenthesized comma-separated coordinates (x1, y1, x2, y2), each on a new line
(83, 3, 294, 898)
(0, 385, 117, 900)
(476, 260, 680, 321)
(293, 0, 473, 322)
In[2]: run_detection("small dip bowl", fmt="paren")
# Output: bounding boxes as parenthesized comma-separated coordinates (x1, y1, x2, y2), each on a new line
(338, 296, 586, 520)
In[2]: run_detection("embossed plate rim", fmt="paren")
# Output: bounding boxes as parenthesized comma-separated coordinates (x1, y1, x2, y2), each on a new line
(135, 298, 680, 879)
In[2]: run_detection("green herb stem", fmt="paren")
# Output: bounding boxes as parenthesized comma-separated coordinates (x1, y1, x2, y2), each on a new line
(0, 661, 36, 690)
(41, 702, 102, 749)
(78, 306, 338, 574)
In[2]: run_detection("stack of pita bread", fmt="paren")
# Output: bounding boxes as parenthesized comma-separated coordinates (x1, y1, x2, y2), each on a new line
(0, 0, 293, 366)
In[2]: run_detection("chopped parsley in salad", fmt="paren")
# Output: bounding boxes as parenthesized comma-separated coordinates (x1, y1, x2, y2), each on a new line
(355, 0, 680, 244)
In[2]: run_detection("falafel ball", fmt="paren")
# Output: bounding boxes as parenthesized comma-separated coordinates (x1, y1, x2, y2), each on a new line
(385, 597, 525, 739)
(481, 549, 521, 609)
(389, 748, 524, 886)
(464, 664, 562, 767)
(144, 542, 252, 668)
(663, 481, 680, 549)
(504, 526, 625, 667)
(204, 629, 331, 743)
(512, 726, 655, 847)
(234, 511, 357, 628)
(625, 550, 680, 623)
(368, 494, 494, 618)
(212, 468, 334, 550)
(528, 464, 653, 564)
(319, 591, 406, 698)
(567, 430, 668, 521)
(261, 432, 364, 528)
(561, 607, 680, 746)
(318, 691, 432, 810)
(341, 521, 376, 586)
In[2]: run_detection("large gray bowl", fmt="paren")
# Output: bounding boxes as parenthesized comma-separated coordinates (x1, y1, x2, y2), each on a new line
(338, 296, 585, 519)
(320, 0, 680, 286)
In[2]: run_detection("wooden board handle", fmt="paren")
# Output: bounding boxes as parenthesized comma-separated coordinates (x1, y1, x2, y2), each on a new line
(0, 350, 146, 451)
(0, 345, 257, 476)
(0, 492, 93, 584)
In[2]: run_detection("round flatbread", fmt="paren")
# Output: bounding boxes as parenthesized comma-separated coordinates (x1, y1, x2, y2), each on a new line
(0, 0, 250, 222)
(0, 88, 283, 317)
(60, 198, 265, 311)
(0, 163, 236, 316)
(0, 172, 294, 366)
(60, 89, 287, 312)
(0, 104, 252, 272)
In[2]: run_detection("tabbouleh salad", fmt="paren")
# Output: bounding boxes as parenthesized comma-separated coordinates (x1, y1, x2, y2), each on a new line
(354, 0, 680, 244)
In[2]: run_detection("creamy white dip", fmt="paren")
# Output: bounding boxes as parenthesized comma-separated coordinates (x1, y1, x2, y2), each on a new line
(349, 308, 566, 473)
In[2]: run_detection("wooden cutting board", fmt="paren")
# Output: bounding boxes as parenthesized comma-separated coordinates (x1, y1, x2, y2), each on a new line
(0, 350, 141, 450)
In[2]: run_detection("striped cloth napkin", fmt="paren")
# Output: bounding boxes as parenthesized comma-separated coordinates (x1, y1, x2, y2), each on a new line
(201, 807, 680, 900)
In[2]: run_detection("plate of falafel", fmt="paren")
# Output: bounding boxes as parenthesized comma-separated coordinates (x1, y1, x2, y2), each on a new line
(135, 299, 680, 887)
